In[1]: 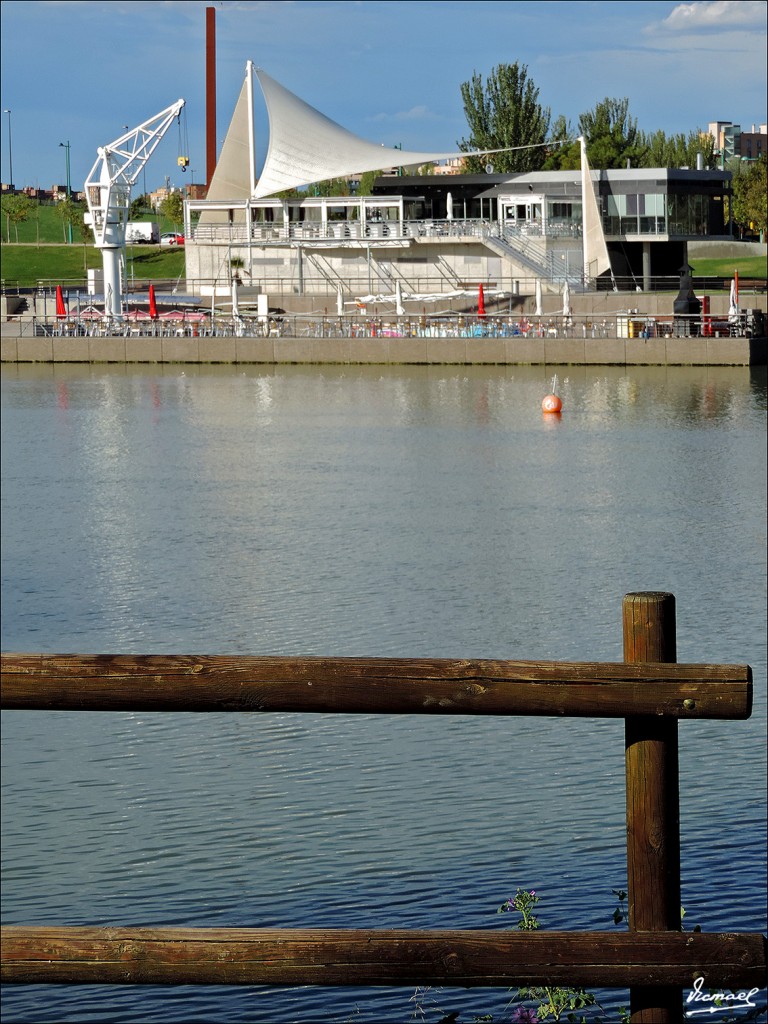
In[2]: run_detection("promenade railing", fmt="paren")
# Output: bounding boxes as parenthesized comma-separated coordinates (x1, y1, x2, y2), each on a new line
(1, 593, 765, 1022)
(4, 275, 766, 301)
(9, 310, 760, 342)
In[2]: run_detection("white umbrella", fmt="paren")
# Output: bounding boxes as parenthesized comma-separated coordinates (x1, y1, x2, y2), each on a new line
(395, 280, 405, 316)
(728, 276, 739, 323)
(562, 280, 572, 317)
(446, 192, 454, 221)
(231, 278, 240, 318)
(535, 278, 543, 316)
(337, 284, 344, 316)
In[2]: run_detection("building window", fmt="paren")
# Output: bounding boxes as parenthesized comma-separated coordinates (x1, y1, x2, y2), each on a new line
(668, 193, 709, 235)
(605, 193, 666, 235)
(546, 200, 580, 237)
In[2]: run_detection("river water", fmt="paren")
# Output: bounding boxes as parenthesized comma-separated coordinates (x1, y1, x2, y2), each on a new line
(1, 363, 766, 1023)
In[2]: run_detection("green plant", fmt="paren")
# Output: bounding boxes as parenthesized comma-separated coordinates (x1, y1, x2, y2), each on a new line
(498, 890, 603, 1023)
(408, 985, 449, 1022)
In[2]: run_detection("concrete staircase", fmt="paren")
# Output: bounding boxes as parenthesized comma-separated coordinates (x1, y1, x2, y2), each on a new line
(1, 295, 29, 318)
(482, 228, 583, 289)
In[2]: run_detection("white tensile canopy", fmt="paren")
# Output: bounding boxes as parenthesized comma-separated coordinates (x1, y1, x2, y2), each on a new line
(254, 67, 512, 198)
(205, 75, 254, 203)
(580, 136, 612, 283)
(204, 62, 511, 204)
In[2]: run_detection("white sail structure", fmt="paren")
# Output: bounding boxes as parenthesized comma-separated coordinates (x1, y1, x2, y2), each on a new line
(199, 65, 257, 225)
(206, 63, 514, 204)
(253, 67, 514, 198)
(580, 136, 612, 285)
(206, 72, 256, 202)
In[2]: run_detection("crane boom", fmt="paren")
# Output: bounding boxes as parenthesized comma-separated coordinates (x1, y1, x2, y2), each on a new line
(84, 99, 185, 318)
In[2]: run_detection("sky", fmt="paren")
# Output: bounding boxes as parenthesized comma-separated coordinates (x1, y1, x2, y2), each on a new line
(1, 0, 766, 194)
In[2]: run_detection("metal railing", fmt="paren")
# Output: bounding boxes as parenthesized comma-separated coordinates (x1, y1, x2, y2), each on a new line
(7, 311, 759, 342)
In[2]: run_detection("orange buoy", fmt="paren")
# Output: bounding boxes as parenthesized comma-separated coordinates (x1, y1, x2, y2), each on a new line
(542, 393, 562, 413)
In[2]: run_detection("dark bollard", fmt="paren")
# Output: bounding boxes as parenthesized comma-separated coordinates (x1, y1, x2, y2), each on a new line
(673, 264, 701, 338)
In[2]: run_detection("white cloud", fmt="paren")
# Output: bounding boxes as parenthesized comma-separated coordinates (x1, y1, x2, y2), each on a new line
(370, 105, 438, 123)
(661, 0, 767, 32)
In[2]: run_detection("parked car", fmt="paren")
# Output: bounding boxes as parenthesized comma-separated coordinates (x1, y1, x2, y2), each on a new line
(160, 233, 185, 246)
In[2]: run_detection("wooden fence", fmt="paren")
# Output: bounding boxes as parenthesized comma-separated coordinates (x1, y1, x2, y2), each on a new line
(1, 593, 765, 1022)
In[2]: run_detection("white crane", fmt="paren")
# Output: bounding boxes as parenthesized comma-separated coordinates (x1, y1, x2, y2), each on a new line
(84, 99, 186, 318)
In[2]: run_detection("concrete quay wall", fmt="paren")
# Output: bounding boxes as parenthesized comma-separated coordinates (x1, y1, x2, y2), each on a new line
(2, 334, 766, 366)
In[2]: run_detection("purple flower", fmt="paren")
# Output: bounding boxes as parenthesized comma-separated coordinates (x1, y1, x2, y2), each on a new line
(512, 1008, 538, 1023)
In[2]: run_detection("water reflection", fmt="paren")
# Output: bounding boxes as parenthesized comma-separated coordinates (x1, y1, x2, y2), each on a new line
(1, 363, 765, 1024)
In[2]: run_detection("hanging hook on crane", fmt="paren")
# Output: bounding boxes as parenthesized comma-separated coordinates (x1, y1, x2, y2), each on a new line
(177, 108, 189, 172)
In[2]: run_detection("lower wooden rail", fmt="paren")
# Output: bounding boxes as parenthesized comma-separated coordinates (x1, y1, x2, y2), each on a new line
(2, 927, 765, 989)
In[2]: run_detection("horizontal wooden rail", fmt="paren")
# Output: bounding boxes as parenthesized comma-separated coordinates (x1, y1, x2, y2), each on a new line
(2, 927, 765, 989)
(0, 653, 753, 718)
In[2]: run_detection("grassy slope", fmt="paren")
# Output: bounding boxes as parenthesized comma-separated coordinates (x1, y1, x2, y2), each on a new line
(1, 245, 186, 286)
(687, 255, 766, 278)
(2, 203, 180, 245)
(1, 202, 186, 286)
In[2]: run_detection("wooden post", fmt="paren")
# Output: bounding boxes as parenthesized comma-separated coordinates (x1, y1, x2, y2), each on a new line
(624, 592, 682, 1022)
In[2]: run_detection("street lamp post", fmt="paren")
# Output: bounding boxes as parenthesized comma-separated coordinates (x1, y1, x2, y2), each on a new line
(3, 109, 12, 191)
(59, 140, 72, 244)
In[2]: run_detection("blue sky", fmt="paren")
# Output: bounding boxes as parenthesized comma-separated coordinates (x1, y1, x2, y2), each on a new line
(1, 0, 766, 193)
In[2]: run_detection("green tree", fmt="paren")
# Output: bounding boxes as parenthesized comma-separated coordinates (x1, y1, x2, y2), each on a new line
(306, 177, 351, 198)
(458, 62, 551, 173)
(578, 97, 646, 169)
(357, 170, 383, 196)
(160, 190, 184, 228)
(130, 194, 151, 218)
(641, 129, 677, 168)
(72, 200, 87, 242)
(688, 131, 716, 169)
(731, 155, 767, 239)
(640, 129, 715, 169)
(542, 114, 580, 170)
(1, 193, 34, 242)
(54, 196, 86, 243)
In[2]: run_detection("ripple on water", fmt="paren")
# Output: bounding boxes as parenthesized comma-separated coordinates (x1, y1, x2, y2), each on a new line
(1, 365, 765, 1022)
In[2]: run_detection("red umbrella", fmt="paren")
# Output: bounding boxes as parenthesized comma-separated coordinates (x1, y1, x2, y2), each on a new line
(149, 283, 158, 320)
(55, 285, 67, 318)
(477, 283, 486, 317)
